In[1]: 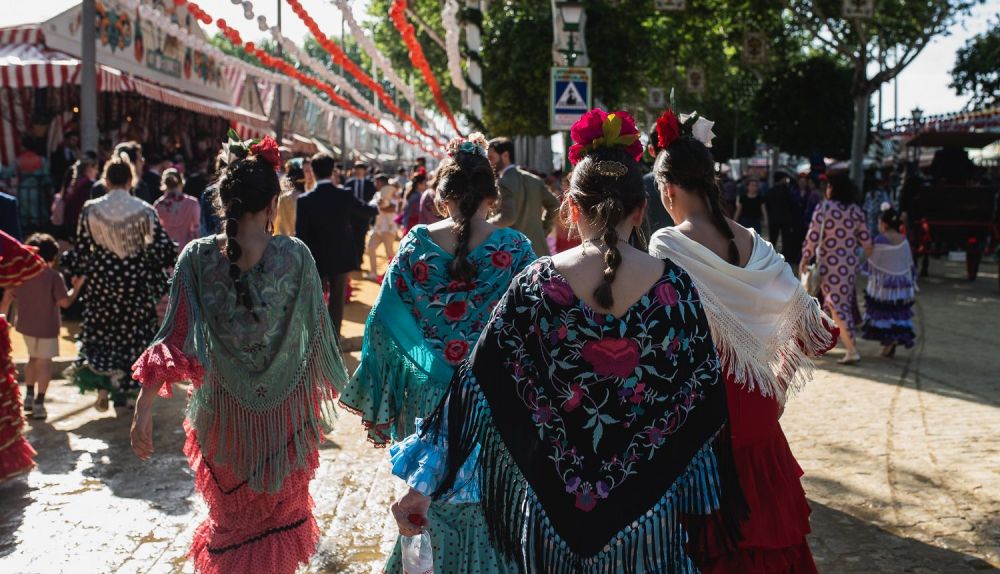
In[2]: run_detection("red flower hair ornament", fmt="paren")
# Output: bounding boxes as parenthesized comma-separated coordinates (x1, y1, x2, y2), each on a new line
(223, 129, 281, 171)
(655, 108, 716, 151)
(568, 109, 643, 166)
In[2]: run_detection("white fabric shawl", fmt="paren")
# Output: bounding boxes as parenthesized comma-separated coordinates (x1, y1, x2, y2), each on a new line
(83, 189, 157, 259)
(649, 227, 835, 404)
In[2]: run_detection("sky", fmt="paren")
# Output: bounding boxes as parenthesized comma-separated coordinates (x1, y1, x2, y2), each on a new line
(5, 0, 999, 119)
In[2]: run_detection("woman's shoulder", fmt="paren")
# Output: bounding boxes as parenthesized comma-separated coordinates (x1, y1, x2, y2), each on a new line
(490, 226, 533, 251)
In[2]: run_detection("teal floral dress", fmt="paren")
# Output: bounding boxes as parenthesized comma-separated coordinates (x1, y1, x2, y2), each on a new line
(339, 225, 536, 445)
(339, 225, 535, 574)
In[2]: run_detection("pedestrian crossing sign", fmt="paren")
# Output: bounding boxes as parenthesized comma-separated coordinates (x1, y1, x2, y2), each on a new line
(551, 67, 592, 131)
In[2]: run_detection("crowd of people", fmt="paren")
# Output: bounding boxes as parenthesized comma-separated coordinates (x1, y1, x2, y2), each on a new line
(0, 104, 927, 574)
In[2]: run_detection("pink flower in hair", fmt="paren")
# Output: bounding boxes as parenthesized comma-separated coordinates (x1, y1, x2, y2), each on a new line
(568, 108, 642, 165)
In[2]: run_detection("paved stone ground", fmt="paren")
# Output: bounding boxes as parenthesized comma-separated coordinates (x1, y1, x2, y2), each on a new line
(0, 259, 998, 574)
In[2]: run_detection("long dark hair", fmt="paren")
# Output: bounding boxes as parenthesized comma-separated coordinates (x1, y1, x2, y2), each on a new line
(568, 147, 645, 309)
(653, 137, 738, 265)
(214, 156, 280, 317)
(435, 147, 498, 282)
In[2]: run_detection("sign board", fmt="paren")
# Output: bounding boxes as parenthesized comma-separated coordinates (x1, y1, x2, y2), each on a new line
(648, 87, 665, 108)
(686, 67, 705, 94)
(44, 0, 230, 102)
(742, 32, 768, 65)
(550, 67, 592, 132)
(654, 0, 686, 11)
(842, 0, 875, 19)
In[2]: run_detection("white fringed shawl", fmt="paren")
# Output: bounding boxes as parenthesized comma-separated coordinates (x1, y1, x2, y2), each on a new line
(649, 227, 835, 404)
(83, 189, 157, 259)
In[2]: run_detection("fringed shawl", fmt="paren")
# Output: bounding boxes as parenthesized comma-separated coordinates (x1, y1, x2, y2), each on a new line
(863, 237, 917, 301)
(132, 236, 348, 493)
(82, 189, 158, 259)
(341, 225, 535, 445)
(649, 228, 836, 405)
(426, 258, 746, 573)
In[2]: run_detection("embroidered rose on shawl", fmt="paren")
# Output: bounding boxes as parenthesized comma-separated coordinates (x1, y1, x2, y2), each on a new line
(655, 282, 679, 307)
(574, 485, 598, 512)
(562, 383, 586, 412)
(443, 339, 469, 364)
(447, 279, 475, 292)
(491, 250, 513, 269)
(443, 300, 468, 322)
(541, 275, 575, 306)
(581, 338, 640, 379)
(395, 274, 409, 293)
(411, 260, 430, 283)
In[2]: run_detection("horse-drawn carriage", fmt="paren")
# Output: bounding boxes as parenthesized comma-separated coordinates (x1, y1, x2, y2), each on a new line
(905, 131, 999, 283)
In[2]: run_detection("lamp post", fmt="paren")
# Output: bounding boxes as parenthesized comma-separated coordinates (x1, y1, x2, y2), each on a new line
(910, 106, 923, 163)
(556, 1, 584, 67)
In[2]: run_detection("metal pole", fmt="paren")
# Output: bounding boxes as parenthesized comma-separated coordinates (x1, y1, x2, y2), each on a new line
(275, 0, 284, 145)
(80, 0, 98, 155)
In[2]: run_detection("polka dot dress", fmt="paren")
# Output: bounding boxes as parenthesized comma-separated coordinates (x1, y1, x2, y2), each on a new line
(63, 213, 177, 397)
(801, 200, 871, 334)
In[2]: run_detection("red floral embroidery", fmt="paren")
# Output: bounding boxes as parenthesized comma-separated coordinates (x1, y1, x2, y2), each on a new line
(491, 250, 513, 269)
(581, 338, 640, 379)
(443, 339, 470, 364)
(395, 274, 409, 293)
(443, 300, 468, 322)
(411, 260, 429, 283)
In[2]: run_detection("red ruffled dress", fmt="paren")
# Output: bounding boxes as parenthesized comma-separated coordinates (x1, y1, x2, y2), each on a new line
(132, 236, 346, 574)
(700, 322, 838, 574)
(0, 231, 47, 482)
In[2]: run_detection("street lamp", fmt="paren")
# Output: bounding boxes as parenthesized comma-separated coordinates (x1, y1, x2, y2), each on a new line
(910, 107, 924, 163)
(557, 1, 584, 67)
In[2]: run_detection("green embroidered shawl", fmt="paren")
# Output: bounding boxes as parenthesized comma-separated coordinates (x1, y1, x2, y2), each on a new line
(150, 235, 347, 492)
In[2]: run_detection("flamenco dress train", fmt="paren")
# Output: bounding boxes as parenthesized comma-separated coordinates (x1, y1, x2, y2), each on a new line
(132, 236, 347, 574)
(0, 232, 46, 482)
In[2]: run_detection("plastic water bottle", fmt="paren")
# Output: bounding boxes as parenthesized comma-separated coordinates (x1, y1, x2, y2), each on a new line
(400, 514, 433, 574)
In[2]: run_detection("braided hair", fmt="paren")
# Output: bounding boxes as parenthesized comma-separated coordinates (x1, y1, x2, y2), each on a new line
(214, 156, 280, 317)
(653, 137, 739, 265)
(436, 137, 498, 282)
(568, 147, 646, 310)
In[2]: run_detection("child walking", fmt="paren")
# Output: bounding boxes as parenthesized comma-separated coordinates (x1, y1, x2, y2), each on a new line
(861, 205, 917, 357)
(0, 234, 84, 420)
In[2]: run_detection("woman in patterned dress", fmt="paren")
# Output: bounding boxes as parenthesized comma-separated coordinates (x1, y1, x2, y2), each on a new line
(800, 173, 872, 364)
(130, 143, 347, 574)
(339, 134, 536, 573)
(63, 152, 177, 409)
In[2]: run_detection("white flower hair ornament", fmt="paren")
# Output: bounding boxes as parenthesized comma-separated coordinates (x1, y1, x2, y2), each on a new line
(679, 111, 716, 148)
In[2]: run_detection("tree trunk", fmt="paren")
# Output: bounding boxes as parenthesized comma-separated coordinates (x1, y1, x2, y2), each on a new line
(849, 92, 869, 197)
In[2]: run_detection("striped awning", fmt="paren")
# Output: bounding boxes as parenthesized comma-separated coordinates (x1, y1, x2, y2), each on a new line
(0, 42, 128, 91)
(0, 26, 44, 46)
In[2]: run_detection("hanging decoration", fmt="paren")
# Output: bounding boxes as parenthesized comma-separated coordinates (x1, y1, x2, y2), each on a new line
(331, 0, 444, 143)
(155, 0, 439, 156)
(442, 0, 467, 92)
(283, 0, 440, 142)
(390, 0, 463, 136)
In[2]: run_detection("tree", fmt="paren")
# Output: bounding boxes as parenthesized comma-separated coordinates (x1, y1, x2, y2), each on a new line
(950, 18, 1000, 110)
(752, 56, 854, 159)
(786, 0, 983, 188)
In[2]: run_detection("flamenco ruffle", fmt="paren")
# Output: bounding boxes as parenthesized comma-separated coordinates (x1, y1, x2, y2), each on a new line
(132, 342, 205, 398)
(0, 315, 35, 483)
(184, 425, 320, 574)
(861, 324, 916, 348)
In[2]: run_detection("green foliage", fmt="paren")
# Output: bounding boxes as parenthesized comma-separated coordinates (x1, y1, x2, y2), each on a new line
(752, 56, 854, 159)
(481, 0, 552, 136)
(950, 18, 999, 110)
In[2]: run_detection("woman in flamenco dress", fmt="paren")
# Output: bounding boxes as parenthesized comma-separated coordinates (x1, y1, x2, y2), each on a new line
(648, 110, 837, 573)
(0, 230, 48, 482)
(129, 138, 348, 574)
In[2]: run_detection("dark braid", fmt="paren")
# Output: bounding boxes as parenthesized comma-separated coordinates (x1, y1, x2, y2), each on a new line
(569, 147, 646, 310)
(436, 143, 498, 282)
(653, 137, 739, 265)
(215, 156, 280, 318)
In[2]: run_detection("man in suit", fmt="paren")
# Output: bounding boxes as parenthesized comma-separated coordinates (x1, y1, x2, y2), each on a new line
(343, 161, 377, 270)
(296, 153, 377, 340)
(487, 137, 560, 256)
(50, 131, 79, 192)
